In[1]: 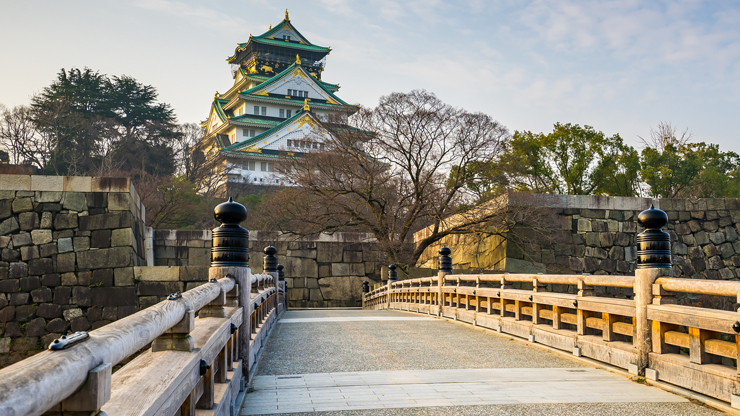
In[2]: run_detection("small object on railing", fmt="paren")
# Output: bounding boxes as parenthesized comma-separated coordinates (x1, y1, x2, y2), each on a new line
(264, 246, 278, 272)
(362, 280, 370, 293)
(277, 264, 285, 281)
(472, 290, 476, 295)
(226, 273, 232, 279)
(636, 204, 671, 269)
(529, 295, 533, 301)
(231, 323, 237, 334)
(439, 246, 452, 273)
(453, 288, 457, 293)
(389, 264, 397, 282)
(573, 300, 578, 307)
(211, 197, 250, 267)
(209, 278, 217, 283)
(167, 292, 182, 300)
(200, 359, 211, 376)
(49, 331, 89, 350)
(733, 322, 740, 333)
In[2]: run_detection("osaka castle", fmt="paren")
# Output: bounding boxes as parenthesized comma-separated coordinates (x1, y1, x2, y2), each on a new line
(193, 10, 358, 193)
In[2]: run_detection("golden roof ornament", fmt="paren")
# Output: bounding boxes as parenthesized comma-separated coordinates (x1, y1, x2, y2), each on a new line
(285, 9, 289, 21)
(269, 24, 272, 30)
(296, 54, 301, 65)
(303, 99, 310, 112)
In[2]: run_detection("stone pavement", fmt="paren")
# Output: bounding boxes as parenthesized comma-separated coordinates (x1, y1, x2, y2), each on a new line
(242, 310, 723, 415)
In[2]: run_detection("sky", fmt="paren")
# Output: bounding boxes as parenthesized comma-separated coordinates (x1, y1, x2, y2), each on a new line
(1, 0, 739, 153)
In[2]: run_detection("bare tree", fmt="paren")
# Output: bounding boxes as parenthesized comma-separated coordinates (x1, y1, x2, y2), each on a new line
(638, 121, 693, 151)
(175, 123, 205, 176)
(0, 104, 53, 168)
(267, 90, 514, 268)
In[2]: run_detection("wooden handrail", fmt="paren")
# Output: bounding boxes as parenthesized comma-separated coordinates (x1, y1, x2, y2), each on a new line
(0, 277, 235, 416)
(655, 277, 740, 297)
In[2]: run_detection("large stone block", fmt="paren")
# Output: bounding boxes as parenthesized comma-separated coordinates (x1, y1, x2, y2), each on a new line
(11, 233, 32, 247)
(349, 263, 365, 276)
(137, 281, 183, 297)
(77, 247, 134, 270)
(12, 197, 33, 213)
(188, 248, 210, 266)
(108, 193, 131, 211)
(46, 318, 69, 333)
(92, 268, 113, 287)
(29, 258, 53, 275)
(92, 177, 130, 193)
(53, 213, 78, 230)
(135, 266, 179, 281)
(20, 246, 39, 261)
(179, 266, 208, 282)
(31, 229, 53, 245)
(31, 287, 52, 303)
(286, 249, 317, 259)
(0, 175, 30, 191)
(72, 286, 91, 306)
(8, 262, 26, 279)
(111, 228, 133, 247)
(114, 267, 134, 286)
(331, 263, 350, 276)
(56, 252, 76, 273)
(317, 244, 343, 263)
(73, 236, 90, 252)
(79, 212, 131, 231)
(31, 176, 63, 191)
(0, 217, 19, 235)
(91, 287, 137, 306)
(343, 251, 363, 263)
(18, 212, 39, 231)
(53, 286, 71, 304)
(284, 256, 318, 278)
(318, 276, 364, 301)
(37, 303, 62, 319)
(61, 192, 87, 212)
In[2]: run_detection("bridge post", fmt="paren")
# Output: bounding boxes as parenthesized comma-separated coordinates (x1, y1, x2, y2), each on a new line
(263, 246, 279, 312)
(387, 264, 397, 309)
(438, 247, 452, 317)
(208, 197, 251, 389)
(632, 205, 673, 376)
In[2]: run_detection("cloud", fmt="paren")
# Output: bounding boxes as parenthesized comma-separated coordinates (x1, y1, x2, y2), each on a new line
(133, 0, 254, 34)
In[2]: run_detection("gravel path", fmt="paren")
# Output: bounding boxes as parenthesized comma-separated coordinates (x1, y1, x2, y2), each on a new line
(247, 310, 725, 415)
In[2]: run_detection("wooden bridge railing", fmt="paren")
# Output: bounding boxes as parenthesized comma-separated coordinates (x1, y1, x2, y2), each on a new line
(365, 257, 740, 409)
(0, 200, 287, 416)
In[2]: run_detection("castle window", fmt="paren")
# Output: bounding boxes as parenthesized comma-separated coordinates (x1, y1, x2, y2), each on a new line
(243, 129, 248, 136)
(288, 89, 292, 95)
(253, 106, 259, 115)
(261, 106, 266, 116)
(250, 129, 256, 137)
(261, 162, 267, 172)
(279, 109, 285, 118)
(286, 110, 292, 117)
(287, 140, 292, 146)
(248, 161, 255, 171)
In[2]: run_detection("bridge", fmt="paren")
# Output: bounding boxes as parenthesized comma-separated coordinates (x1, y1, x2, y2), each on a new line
(1, 202, 740, 415)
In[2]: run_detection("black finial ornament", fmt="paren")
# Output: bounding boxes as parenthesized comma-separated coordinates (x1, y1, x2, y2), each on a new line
(636, 204, 671, 269)
(439, 246, 452, 273)
(388, 264, 397, 281)
(277, 264, 285, 281)
(263, 246, 278, 272)
(362, 280, 370, 293)
(211, 197, 249, 267)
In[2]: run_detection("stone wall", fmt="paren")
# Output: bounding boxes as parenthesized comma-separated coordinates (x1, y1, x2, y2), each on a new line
(416, 194, 740, 285)
(153, 230, 384, 308)
(0, 175, 151, 365)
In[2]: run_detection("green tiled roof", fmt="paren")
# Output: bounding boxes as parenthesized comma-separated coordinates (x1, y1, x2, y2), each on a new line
(244, 71, 339, 91)
(241, 37, 330, 53)
(241, 63, 349, 106)
(254, 19, 326, 49)
(212, 98, 229, 122)
(229, 115, 281, 126)
(224, 109, 309, 152)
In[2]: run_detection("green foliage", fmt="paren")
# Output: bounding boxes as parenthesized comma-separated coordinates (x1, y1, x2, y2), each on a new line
(476, 123, 640, 197)
(641, 142, 740, 198)
(149, 176, 202, 229)
(30, 67, 179, 176)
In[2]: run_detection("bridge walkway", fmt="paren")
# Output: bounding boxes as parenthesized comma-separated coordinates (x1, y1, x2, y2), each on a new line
(242, 310, 722, 415)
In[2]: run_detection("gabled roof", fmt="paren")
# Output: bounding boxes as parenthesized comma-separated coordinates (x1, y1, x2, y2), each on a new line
(227, 16, 330, 62)
(241, 63, 349, 106)
(239, 68, 340, 92)
(223, 108, 316, 152)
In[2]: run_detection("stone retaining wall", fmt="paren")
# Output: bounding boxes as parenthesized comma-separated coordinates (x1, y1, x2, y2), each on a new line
(416, 194, 740, 286)
(153, 230, 384, 308)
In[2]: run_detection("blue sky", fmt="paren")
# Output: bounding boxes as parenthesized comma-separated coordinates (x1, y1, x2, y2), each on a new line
(1, 0, 739, 152)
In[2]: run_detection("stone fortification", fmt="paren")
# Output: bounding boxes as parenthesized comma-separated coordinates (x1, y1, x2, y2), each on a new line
(153, 229, 384, 308)
(416, 193, 740, 284)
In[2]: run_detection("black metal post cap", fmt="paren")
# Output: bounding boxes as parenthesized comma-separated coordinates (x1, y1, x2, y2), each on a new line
(388, 264, 397, 281)
(211, 196, 249, 267)
(214, 196, 248, 224)
(438, 246, 453, 273)
(636, 204, 672, 269)
(277, 264, 285, 281)
(263, 245, 278, 272)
